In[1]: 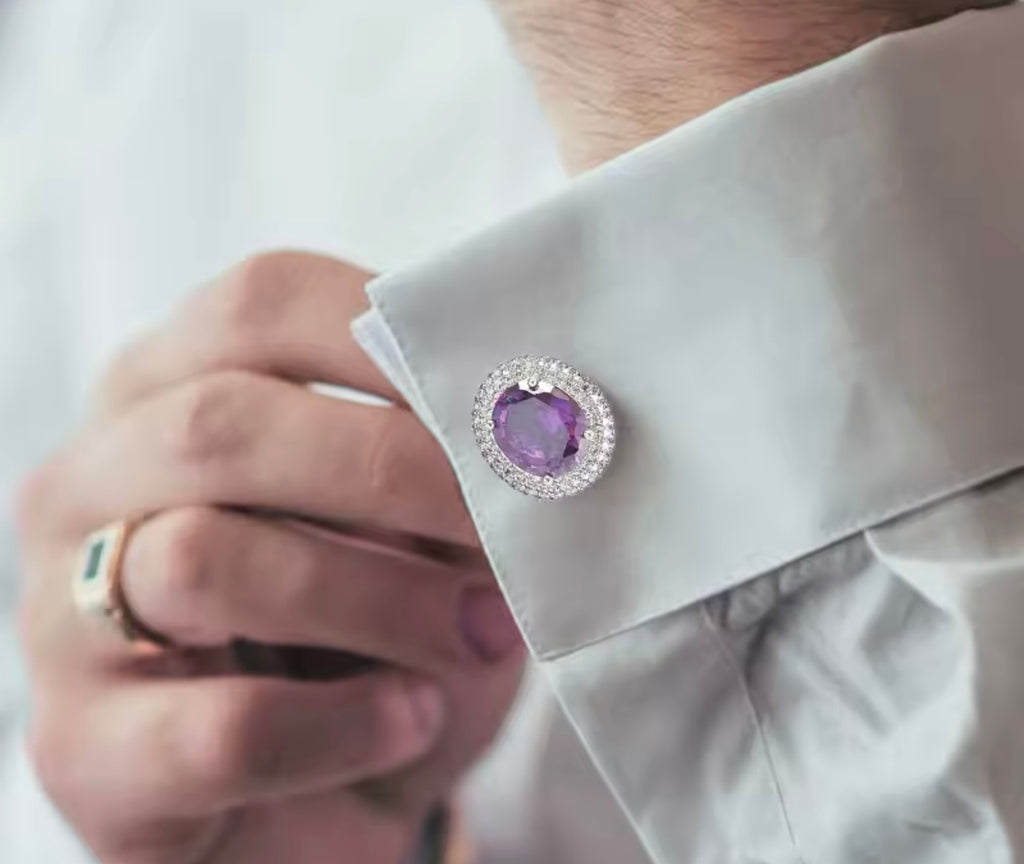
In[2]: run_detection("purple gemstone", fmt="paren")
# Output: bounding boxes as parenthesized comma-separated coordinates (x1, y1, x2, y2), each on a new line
(492, 384, 587, 477)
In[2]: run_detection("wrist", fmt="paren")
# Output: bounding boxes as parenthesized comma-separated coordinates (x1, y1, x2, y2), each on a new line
(493, 0, 1012, 172)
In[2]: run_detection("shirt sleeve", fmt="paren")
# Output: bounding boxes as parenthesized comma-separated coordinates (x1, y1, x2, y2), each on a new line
(353, 5, 1024, 861)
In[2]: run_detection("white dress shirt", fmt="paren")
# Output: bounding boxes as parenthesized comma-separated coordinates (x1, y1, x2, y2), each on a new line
(3, 1, 1024, 862)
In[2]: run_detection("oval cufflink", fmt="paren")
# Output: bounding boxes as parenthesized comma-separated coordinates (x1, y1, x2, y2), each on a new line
(472, 356, 616, 499)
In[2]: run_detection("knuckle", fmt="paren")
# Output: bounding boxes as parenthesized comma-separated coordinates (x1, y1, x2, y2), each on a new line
(142, 508, 218, 610)
(364, 416, 412, 504)
(164, 373, 253, 466)
(185, 691, 279, 790)
(208, 251, 301, 336)
(328, 675, 399, 757)
(272, 547, 324, 624)
(360, 677, 424, 756)
(365, 415, 472, 543)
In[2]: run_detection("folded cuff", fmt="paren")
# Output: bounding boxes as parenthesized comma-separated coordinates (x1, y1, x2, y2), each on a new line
(354, 4, 1024, 659)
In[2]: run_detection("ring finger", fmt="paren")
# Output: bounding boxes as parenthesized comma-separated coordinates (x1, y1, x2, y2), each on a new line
(114, 506, 494, 674)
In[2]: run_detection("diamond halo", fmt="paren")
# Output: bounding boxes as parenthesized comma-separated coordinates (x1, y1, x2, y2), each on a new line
(472, 356, 616, 499)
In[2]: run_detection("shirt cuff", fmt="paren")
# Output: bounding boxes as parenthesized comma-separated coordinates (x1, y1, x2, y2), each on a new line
(354, 2, 1024, 661)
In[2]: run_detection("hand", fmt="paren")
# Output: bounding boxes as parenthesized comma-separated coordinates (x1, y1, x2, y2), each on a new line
(16, 252, 525, 864)
(491, 0, 1010, 171)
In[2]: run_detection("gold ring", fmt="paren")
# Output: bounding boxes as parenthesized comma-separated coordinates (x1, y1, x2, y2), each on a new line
(72, 521, 173, 651)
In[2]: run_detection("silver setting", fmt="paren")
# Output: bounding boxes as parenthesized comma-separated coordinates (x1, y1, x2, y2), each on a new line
(472, 355, 616, 500)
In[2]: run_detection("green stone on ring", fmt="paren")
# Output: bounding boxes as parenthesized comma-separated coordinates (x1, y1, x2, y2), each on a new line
(82, 538, 106, 583)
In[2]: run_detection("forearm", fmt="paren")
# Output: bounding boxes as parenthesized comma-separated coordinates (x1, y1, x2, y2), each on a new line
(492, 0, 1011, 171)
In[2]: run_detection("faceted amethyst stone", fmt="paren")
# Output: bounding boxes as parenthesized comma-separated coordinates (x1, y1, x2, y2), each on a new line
(492, 384, 587, 477)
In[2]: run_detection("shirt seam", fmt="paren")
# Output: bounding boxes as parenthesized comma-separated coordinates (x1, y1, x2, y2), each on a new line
(700, 601, 808, 864)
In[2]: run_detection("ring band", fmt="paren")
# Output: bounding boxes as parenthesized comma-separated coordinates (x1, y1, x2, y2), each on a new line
(72, 521, 173, 650)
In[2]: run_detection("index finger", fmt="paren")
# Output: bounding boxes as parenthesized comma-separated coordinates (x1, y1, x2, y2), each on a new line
(51, 372, 479, 548)
(96, 251, 402, 415)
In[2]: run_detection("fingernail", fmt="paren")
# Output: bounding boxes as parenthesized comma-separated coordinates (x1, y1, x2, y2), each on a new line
(405, 679, 446, 738)
(460, 587, 521, 662)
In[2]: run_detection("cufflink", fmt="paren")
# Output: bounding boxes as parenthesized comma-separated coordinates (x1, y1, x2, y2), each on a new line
(472, 356, 616, 499)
